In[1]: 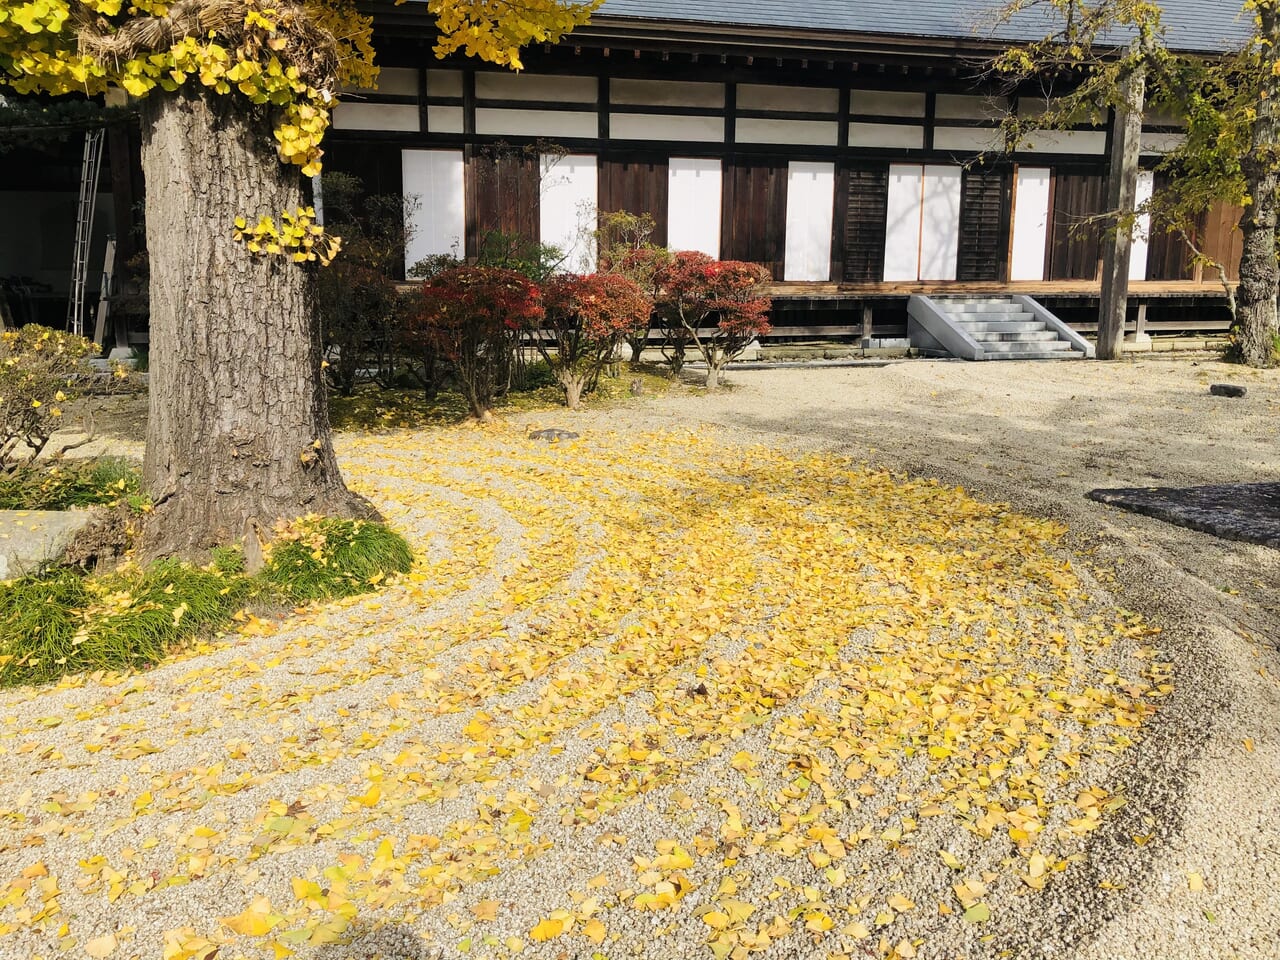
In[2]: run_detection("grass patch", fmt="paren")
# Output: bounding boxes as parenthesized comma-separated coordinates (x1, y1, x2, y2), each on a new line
(330, 362, 674, 432)
(0, 518, 413, 688)
(0, 562, 245, 687)
(0, 457, 144, 511)
(259, 516, 414, 602)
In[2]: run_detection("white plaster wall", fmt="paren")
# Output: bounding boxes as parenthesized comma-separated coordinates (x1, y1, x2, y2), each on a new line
(737, 118, 838, 146)
(849, 122, 924, 150)
(610, 78, 724, 108)
(611, 113, 723, 142)
(332, 102, 419, 132)
(476, 108, 596, 139)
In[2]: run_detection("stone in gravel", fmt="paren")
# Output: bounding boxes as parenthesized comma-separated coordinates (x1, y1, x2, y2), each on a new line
(0, 509, 93, 578)
(528, 428, 580, 441)
(1088, 482, 1280, 548)
(1209, 383, 1247, 397)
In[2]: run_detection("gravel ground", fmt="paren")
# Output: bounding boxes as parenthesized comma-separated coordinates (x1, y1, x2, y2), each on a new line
(1, 356, 1277, 960)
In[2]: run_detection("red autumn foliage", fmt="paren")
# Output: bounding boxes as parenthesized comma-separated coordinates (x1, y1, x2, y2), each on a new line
(407, 266, 543, 418)
(538, 272, 653, 408)
(653, 252, 773, 387)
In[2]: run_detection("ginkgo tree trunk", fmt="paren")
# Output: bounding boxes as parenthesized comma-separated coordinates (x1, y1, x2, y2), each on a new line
(0, 0, 597, 559)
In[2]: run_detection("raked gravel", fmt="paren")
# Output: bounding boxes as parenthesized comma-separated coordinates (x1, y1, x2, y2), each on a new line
(1, 357, 1277, 960)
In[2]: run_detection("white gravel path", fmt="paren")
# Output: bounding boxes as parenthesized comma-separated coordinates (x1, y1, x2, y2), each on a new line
(0, 357, 1276, 960)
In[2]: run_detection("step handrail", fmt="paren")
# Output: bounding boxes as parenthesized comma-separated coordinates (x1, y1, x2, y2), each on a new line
(1010, 295, 1096, 358)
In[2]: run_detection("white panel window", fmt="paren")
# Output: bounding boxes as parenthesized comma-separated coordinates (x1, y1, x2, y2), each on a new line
(475, 108, 597, 139)
(540, 154, 598, 272)
(610, 78, 724, 108)
(667, 158, 722, 258)
(737, 83, 839, 114)
(476, 73, 597, 103)
(851, 90, 927, 118)
(1010, 166, 1052, 281)
(402, 150, 465, 274)
(611, 113, 724, 143)
(919, 165, 962, 281)
(332, 102, 419, 132)
(736, 118, 838, 147)
(883, 164, 924, 282)
(848, 122, 924, 150)
(783, 162, 835, 282)
(1129, 170, 1155, 282)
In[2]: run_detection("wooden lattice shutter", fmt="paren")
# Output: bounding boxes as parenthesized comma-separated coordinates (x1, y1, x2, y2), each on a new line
(842, 163, 889, 282)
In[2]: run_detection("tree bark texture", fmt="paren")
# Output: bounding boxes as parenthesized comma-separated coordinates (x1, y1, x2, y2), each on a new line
(1097, 68, 1146, 361)
(1234, 4, 1280, 367)
(139, 92, 369, 559)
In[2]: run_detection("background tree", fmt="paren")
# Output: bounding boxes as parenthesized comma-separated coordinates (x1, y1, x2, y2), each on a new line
(597, 211, 670, 362)
(537, 272, 652, 408)
(0, 0, 597, 558)
(654, 253, 772, 389)
(993, 0, 1279, 367)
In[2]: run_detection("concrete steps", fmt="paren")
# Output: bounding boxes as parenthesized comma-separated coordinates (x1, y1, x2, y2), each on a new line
(907, 295, 1092, 361)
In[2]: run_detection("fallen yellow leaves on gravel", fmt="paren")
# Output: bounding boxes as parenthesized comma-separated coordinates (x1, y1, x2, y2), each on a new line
(0, 425, 1171, 960)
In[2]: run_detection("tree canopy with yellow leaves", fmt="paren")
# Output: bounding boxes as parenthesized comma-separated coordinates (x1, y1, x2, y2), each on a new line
(0, 0, 598, 559)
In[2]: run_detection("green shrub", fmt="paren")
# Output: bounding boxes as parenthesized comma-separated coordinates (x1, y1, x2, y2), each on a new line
(0, 457, 142, 510)
(259, 516, 413, 602)
(0, 561, 246, 687)
(0, 571, 89, 685)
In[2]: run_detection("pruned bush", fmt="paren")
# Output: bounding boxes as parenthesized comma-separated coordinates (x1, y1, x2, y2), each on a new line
(654, 253, 773, 388)
(0, 325, 96, 473)
(407, 266, 544, 419)
(259, 516, 413, 602)
(537, 273, 653, 408)
(597, 212, 670, 362)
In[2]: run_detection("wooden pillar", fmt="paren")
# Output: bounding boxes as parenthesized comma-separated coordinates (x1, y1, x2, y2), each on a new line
(860, 302, 874, 349)
(1097, 68, 1146, 359)
(106, 122, 137, 352)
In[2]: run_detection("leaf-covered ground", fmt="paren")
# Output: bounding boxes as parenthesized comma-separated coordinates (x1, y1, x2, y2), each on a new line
(0, 424, 1171, 960)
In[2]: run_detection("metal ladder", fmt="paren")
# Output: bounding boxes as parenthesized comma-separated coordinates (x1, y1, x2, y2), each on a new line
(66, 128, 105, 336)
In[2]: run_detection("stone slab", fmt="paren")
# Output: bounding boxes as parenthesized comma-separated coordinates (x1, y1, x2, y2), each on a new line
(1087, 482, 1280, 549)
(0, 510, 94, 579)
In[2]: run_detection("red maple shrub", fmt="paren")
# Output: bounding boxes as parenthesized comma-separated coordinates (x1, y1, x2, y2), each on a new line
(654, 252, 773, 388)
(407, 266, 543, 419)
(537, 273, 653, 408)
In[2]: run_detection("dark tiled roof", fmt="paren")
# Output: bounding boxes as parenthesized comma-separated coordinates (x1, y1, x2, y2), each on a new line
(595, 0, 1251, 53)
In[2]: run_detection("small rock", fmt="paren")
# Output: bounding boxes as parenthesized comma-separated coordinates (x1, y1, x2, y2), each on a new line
(1209, 383, 1247, 398)
(630, 378, 644, 396)
(527, 428, 579, 442)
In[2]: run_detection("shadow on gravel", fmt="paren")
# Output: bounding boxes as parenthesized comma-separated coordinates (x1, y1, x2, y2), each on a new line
(1089, 482, 1280, 549)
(314, 923, 441, 959)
